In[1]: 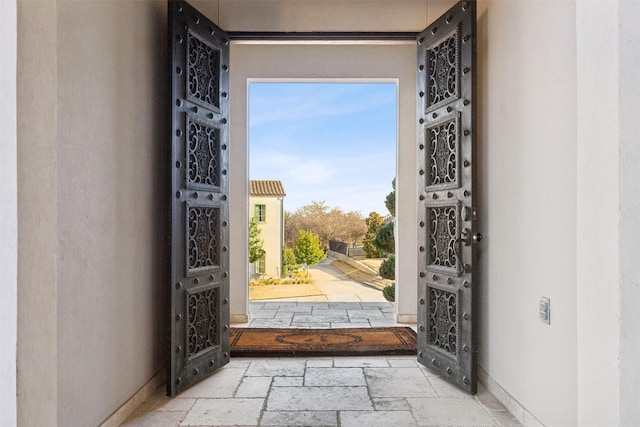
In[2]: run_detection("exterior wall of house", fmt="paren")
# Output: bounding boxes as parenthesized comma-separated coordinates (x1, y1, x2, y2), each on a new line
(17, 1, 169, 426)
(250, 195, 284, 277)
(470, 1, 579, 425)
(0, 1, 17, 425)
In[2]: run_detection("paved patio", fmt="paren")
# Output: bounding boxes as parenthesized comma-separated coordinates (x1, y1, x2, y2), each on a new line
(234, 301, 406, 329)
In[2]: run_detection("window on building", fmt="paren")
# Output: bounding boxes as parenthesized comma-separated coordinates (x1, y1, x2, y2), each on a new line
(255, 204, 266, 222)
(255, 256, 265, 274)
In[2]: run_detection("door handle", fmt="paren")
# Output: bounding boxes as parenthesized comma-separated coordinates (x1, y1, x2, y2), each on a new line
(460, 228, 482, 245)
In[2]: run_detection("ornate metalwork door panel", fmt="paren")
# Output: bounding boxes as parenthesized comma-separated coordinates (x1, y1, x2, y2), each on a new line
(169, 0, 230, 396)
(416, 0, 479, 394)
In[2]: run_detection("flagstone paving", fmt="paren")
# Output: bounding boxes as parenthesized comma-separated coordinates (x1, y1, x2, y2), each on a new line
(122, 356, 522, 426)
(122, 303, 522, 426)
(235, 301, 404, 329)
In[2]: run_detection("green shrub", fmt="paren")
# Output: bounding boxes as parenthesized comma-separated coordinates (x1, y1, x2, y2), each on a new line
(282, 247, 300, 276)
(379, 254, 395, 280)
(363, 212, 384, 258)
(373, 221, 395, 254)
(294, 230, 326, 266)
(382, 284, 395, 302)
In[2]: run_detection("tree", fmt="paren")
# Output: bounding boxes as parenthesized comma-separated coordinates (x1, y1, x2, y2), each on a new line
(373, 221, 395, 254)
(284, 201, 366, 248)
(284, 201, 329, 247)
(282, 247, 298, 276)
(293, 230, 326, 266)
(248, 218, 265, 263)
(385, 178, 396, 216)
(363, 212, 384, 258)
(341, 211, 368, 246)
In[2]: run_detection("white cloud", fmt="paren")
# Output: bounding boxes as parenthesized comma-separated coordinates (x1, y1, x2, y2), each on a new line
(251, 152, 334, 185)
(249, 84, 395, 127)
(288, 159, 333, 184)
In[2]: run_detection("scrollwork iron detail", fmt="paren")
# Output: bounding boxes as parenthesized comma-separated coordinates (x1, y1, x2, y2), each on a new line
(187, 206, 219, 271)
(428, 287, 457, 355)
(187, 118, 219, 188)
(429, 206, 458, 269)
(187, 287, 219, 358)
(428, 118, 457, 187)
(427, 30, 459, 109)
(187, 32, 220, 108)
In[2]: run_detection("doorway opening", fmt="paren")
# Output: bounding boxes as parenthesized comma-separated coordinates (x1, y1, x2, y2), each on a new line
(247, 81, 398, 313)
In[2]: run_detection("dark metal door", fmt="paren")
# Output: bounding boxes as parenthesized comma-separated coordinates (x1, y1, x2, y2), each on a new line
(168, 0, 230, 396)
(416, 0, 479, 394)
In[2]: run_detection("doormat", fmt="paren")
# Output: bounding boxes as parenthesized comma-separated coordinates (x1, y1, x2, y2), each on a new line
(230, 327, 417, 357)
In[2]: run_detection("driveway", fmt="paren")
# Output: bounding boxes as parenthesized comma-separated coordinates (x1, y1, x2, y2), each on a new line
(304, 257, 386, 302)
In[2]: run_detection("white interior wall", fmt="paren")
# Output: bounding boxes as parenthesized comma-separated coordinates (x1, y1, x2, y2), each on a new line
(575, 2, 640, 424)
(16, 1, 59, 425)
(229, 44, 418, 322)
(474, 1, 578, 425)
(576, 2, 622, 424)
(0, 1, 17, 425)
(14, 1, 638, 425)
(618, 2, 640, 424)
(54, 2, 169, 425)
(219, 0, 426, 32)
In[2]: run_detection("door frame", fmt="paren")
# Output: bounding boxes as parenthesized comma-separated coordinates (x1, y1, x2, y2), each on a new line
(227, 39, 420, 324)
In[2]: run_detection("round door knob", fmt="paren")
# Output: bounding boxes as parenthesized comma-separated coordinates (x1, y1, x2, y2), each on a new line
(472, 232, 483, 243)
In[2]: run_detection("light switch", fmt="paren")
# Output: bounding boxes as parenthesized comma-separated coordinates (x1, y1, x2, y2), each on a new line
(539, 297, 550, 325)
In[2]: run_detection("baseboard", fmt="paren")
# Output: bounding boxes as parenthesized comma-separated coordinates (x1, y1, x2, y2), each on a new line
(99, 370, 164, 427)
(231, 314, 249, 323)
(478, 366, 543, 427)
(396, 314, 417, 323)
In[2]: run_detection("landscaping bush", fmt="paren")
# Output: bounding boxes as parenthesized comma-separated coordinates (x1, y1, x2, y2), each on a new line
(282, 247, 301, 277)
(382, 284, 395, 302)
(249, 273, 314, 286)
(373, 221, 395, 254)
(379, 254, 395, 280)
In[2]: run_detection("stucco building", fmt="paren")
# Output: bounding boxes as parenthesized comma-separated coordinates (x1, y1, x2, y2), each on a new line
(249, 180, 286, 278)
(1, 0, 639, 426)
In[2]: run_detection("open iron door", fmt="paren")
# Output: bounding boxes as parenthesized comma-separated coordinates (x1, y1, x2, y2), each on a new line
(168, 0, 231, 396)
(416, 0, 479, 394)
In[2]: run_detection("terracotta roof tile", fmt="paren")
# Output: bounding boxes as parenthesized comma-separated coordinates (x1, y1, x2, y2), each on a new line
(250, 180, 286, 197)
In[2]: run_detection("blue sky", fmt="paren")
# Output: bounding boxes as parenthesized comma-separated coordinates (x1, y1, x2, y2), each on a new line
(249, 82, 397, 216)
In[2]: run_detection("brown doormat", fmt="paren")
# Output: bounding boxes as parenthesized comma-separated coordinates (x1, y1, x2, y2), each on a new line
(230, 327, 417, 357)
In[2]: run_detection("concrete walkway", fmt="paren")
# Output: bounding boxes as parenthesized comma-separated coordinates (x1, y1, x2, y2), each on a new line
(296, 257, 387, 302)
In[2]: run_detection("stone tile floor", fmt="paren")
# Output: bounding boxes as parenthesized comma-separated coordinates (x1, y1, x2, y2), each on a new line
(122, 302, 522, 426)
(233, 301, 406, 329)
